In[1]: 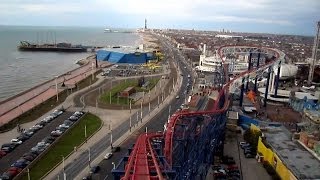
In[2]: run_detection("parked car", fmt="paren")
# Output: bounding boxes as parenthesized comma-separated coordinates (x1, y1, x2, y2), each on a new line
(90, 166, 100, 174)
(16, 134, 30, 142)
(22, 155, 34, 162)
(0, 150, 7, 158)
(10, 139, 22, 145)
(0, 171, 14, 180)
(59, 124, 70, 129)
(240, 143, 251, 149)
(41, 136, 55, 144)
(10, 161, 27, 169)
(51, 130, 63, 137)
(23, 129, 34, 137)
(104, 153, 113, 160)
(1, 144, 16, 153)
(245, 153, 256, 158)
(68, 115, 79, 121)
(111, 146, 121, 153)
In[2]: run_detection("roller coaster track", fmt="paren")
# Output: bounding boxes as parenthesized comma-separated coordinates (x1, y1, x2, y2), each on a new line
(119, 44, 285, 180)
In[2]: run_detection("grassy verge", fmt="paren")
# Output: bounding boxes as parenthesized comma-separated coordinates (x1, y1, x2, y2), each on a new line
(0, 72, 100, 133)
(100, 78, 160, 105)
(20, 113, 102, 180)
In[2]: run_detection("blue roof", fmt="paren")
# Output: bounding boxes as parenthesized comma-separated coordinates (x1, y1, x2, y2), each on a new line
(97, 49, 154, 64)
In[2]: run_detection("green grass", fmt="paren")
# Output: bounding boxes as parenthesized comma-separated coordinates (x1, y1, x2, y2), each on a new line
(21, 113, 102, 180)
(100, 78, 159, 105)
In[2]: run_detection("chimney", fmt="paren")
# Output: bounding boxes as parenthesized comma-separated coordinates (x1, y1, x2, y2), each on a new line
(203, 44, 206, 56)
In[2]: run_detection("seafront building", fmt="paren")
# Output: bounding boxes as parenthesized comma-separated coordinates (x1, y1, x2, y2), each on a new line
(96, 46, 155, 64)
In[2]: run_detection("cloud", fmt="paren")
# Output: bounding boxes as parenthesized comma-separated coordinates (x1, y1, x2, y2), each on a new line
(0, 0, 319, 34)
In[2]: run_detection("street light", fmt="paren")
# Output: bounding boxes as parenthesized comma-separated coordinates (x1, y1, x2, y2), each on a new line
(55, 76, 59, 102)
(88, 148, 91, 168)
(27, 168, 30, 180)
(61, 155, 66, 180)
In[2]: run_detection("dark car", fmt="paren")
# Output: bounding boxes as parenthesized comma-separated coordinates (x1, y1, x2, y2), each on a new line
(89, 166, 100, 174)
(42, 136, 56, 144)
(111, 146, 121, 153)
(245, 153, 256, 158)
(11, 162, 27, 169)
(1, 144, 15, 153)
(23, 152, 38, 158)
(22, 155, 34, 162)
(17, 134, 30, 142)
(0, 172, 14, 180)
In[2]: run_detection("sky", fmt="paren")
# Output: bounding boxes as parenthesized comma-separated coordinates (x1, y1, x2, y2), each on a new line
(0, 0, 319, 35)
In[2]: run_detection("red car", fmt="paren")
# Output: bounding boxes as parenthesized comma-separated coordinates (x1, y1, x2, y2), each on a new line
(0, 150, 6, 158)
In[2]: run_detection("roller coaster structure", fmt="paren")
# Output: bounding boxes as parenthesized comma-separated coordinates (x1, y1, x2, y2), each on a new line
(112, 44, 285, 180)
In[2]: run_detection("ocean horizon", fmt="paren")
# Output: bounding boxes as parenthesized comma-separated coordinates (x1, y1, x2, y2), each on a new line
(0, 26, 141, 101)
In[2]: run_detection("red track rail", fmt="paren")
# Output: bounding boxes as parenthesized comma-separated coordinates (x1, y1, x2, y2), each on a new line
(123, 45, 282, 179)
(122, 133, 163, 180)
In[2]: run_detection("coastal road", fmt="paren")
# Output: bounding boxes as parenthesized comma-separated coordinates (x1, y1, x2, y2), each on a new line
(53, 34, 191, 180)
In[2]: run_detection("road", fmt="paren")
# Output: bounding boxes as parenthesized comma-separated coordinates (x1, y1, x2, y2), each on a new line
(0, 111, 73, 174)
(52, 34, 192, 180)
(90, 35, 194, 179)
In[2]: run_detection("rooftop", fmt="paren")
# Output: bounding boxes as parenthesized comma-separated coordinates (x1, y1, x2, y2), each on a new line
(264, 126, 320, 179)
(100, 46, 150, 54)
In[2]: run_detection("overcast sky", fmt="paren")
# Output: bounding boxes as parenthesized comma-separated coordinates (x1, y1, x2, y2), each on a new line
(1, 0, 319, 35)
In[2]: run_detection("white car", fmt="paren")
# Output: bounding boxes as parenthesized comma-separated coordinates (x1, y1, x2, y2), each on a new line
(104, 153, 113, 160)
(176, 95, 180, 99)
(11, 139, 23, 145)
(59, 124, 70, 128)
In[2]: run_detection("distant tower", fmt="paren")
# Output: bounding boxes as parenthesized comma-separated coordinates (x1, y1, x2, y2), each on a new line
(308, 21, 320, 84)
(144, 19, 147, 29)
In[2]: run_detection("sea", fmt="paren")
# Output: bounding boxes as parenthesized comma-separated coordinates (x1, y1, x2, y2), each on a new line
(0, 26, 141, 101)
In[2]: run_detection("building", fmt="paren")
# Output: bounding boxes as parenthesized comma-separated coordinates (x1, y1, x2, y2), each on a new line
(120, 87, 136, 97)
(96, 46, 154, 64)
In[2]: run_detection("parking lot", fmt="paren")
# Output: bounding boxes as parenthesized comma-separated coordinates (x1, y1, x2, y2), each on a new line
(101, 63, 164, 77)
(0, 111, 73, 174)
(206, 130, 271, 180)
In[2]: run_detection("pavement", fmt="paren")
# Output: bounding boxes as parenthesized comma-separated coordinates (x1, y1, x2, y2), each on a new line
(0, 59, 101, 126)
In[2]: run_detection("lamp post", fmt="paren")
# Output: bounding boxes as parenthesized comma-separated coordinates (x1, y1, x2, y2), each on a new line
(129, 116, 132, 132)
(110, 123, 113, 149)
(27, 168, 30, 180)
(88, 148, 91, 168)
(55, 76, 59, 102)
(62, 156, 66, 180)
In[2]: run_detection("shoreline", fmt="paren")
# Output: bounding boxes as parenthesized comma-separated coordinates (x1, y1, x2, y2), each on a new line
(0, 32, 151, 127)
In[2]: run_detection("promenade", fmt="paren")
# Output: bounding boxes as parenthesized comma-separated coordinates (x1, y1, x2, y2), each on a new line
(0, 60, 101, 126)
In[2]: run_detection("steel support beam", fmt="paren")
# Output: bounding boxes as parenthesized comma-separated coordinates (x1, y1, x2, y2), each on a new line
(239, 78, 245, 107)
(264, 67, 271, 107)
(274, 62, 281, 97)
(254, 76, 258, 92)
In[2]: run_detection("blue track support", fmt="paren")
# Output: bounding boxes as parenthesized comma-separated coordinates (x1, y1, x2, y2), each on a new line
(264, 67, 271, 107)
(239, 78, 245, 107)
(256, 53, 261, 68)
(254, 76, 258, 92)
(274, 62, 281, 97)
(248, 53, 252, 70)
(245, 76, 249, 92)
